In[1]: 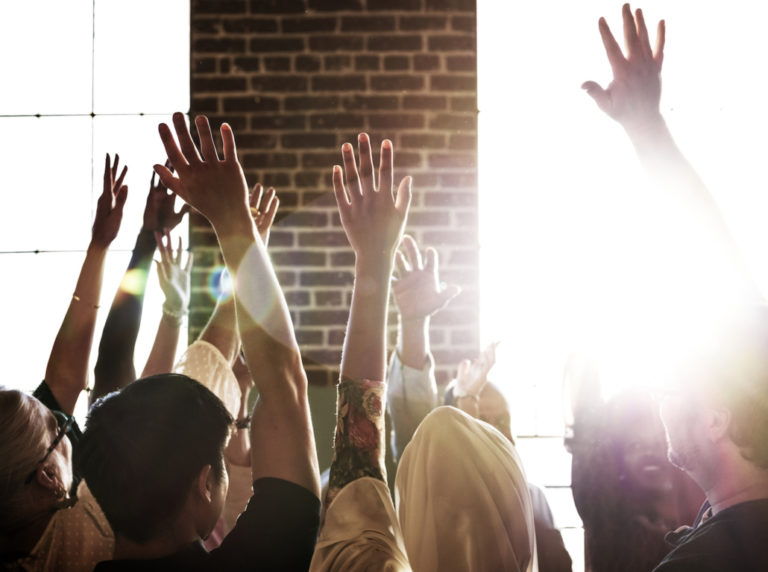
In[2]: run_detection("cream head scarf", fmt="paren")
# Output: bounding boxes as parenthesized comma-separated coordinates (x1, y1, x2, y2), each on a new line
(395, 406, 536, 572)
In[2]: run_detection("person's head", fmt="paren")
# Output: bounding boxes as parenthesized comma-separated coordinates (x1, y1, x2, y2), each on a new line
(605, 391, 674, 497)
(661, 306, 768, 488)
(477, 381, 513, 442)
(396, 406, 535, 572)
(0, 388, 73, 530)
(78, 374, 233, 544)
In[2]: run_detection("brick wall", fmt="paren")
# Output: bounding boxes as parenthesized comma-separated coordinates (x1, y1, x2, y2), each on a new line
(189, 0, 479, 387)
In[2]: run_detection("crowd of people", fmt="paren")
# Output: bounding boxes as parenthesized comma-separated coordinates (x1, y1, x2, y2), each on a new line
(2, 4, 768, 571)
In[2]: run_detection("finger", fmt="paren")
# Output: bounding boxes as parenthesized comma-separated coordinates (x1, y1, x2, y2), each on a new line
(439, 284, 462, 306)
(401, 234, 422, 270)
(111, 154, 120, 180)
(263, 191, 278, 227)
(654, 19, 665, 67)
(176, 235, 183, 265)
(423, 246, 438, 275)
(394, 250, 410, 275)
(598, 17, 627, 76)
(251, 183, 263, 209)
(341, 142, 361, 199)
(158, 123, 189, 170)
(332, 164, 352, 218)
(114, 165, 128, 194)
(262, 187, 276, 212)
(173, 112, 202, 164)
(177, 203, 191, 220)
(103, 154, 112, 195)
(185, 250, 194, 273)
(622, 3, 640, 59)
(357, 133, 375, 193)
(114, 185, 128, 214)
(195, 115, 219, 162)
(457, 359, 471, 381)
(581, 81, 612, 113)
(394, 176, 412, 218)
(635, 8, 652, 60)
(378, 139, 394, 198)
(153, 164, 184, 198)
(220, 123, 237, 162)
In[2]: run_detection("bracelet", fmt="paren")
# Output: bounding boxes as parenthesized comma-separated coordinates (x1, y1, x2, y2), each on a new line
(72, 294, 100, 309)
(235, 417, 251, 430)
(162, 303, 188, 324)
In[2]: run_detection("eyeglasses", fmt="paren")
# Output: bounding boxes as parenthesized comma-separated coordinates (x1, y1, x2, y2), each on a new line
(24, 413, 75, 485)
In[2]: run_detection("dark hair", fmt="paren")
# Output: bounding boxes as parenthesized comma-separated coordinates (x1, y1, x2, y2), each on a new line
(78, 374, 233, 542)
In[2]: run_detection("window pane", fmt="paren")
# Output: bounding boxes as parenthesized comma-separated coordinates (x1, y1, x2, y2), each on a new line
(92, 113, 188, 250)
(93, 0, 190, 114)
(0, 0, 93, 114)
(0, 117, 92, 251)
(0, 252, 85, 393)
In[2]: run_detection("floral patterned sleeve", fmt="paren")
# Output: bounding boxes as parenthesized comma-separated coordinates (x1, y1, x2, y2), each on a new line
(325, 377, 387, 508)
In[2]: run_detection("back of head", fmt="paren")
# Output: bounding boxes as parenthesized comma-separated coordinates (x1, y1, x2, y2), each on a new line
(676, 305, 768, 469)
(0, 388, 50, 529)
(395, 407, 535, 572)
(78, 374, 233, 543)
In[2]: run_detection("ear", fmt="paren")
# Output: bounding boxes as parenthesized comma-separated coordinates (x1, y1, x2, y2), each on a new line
(196, 464, 214, 502)
(36, 464, 63, 495)
(706, 407, 732, 442)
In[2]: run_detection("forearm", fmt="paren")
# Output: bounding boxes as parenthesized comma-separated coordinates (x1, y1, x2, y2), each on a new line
(198, 295, 238, 367)
(140, 313, 181, 377)
(326, 377, 387, 507)
(340, 256, 394, 381)
(45, 241, 107, 414)
(398, 316, 430, 369)
(225, 394, 251, 467)
(92, 230, 156, 397)
(625, 114, 758, 299)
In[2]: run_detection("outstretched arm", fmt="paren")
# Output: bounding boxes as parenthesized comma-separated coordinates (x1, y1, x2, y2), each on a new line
(155, 112, 319, 496)
(140, 231, 192, 377)
(387, 234, 460, 460)
(92, 166, 189, 400)
(44, 154, 128, 414)
(583, 3, 759, 301)
(325, 134, 411, 507)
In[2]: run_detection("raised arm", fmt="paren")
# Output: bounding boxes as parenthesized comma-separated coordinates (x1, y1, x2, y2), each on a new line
(44, 154, 127, 414)
(140, 231, 192, 377)
(92, 165, 189, 401)
(155, 112, 319, 496)
(583, 3, 759, 301)
(325, 134, 411, 506)
(387, 235, 460, 460)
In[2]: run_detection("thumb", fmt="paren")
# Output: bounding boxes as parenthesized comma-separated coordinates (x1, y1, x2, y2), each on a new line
(395, 176, 412, 217)
(438, 284, 461, 306)
(581, 81, 611, 111)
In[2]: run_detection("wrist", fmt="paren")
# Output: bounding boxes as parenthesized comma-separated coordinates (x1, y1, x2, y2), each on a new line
(162, 301, 187, 325)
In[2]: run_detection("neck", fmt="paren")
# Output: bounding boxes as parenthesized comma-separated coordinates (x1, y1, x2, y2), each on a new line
(704, 449, 768, 515)
(113, 526, 199, 561)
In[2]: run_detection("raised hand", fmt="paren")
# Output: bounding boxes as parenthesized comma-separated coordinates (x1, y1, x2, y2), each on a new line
(455, 341, 500, 398)
(249, 183, 279, 245)
(393, 235, 460, 322)
(333, 134, 411, 261)
(154, 113, 250, 230)
(92, 153, 128, 247)
(154, 230, 192, 318)
(582, 3, 665, 131)
(143, 161, 190, 232)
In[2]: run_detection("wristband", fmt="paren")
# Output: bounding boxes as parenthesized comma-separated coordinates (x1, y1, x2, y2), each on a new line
(235, 417, 251, 430)
(72, 294, 100, 309)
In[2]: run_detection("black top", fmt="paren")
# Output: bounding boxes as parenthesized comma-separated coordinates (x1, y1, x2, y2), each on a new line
(33, 380, 84, 494)
(654, 499, 768, 571)
(94, 477, 320, 571)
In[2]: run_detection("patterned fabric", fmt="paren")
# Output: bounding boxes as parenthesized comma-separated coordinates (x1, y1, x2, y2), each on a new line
(12, 480, 114, 572)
